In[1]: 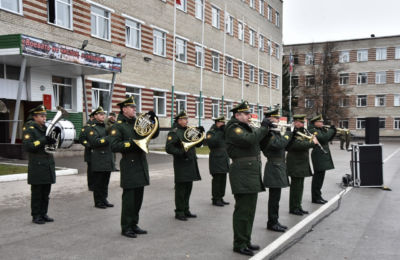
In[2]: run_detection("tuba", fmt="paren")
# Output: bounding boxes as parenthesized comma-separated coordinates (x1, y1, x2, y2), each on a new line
(133, 113, 158, 154)
(45, 106, 69, 154)
(181, 125, 205, 152)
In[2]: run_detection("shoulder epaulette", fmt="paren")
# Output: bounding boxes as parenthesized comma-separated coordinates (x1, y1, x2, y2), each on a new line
(91, 124, 96, 127)
(116, 120, 122, 124)
(172, 128, 178, 133)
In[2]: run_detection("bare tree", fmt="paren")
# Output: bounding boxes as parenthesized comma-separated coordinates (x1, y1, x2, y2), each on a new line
(281, 48, 298, 118)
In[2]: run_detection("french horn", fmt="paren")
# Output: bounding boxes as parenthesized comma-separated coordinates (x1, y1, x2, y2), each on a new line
(181, 125, 205, 152)
(133, 113, 158, 154)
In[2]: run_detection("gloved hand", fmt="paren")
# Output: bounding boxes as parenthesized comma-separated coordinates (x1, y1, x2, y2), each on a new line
(330, 125, 337, 131)
(292, 128, 298, 136)
(261, 118, 274, 128)
(219, 124, 226, 132)
(148, 111, 157, 122)
(182, 152, 189, 159)
(45, 136, 57, 145)
(197, 126, 205, 133)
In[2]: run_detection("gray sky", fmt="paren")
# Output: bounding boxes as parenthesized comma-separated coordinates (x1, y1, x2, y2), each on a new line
(283, 0, 400, 44)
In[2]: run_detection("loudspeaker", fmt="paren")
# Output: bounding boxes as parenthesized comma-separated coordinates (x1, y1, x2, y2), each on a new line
(365, 117, 379, 144)
(350, 144, 384, 187)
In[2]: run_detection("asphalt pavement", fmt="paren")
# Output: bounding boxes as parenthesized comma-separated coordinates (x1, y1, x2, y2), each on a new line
(0, 141, 399, 260)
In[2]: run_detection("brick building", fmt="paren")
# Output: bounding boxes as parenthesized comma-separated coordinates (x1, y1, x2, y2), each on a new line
(284, 35, 400, 137)
(0, 0, 283, 146)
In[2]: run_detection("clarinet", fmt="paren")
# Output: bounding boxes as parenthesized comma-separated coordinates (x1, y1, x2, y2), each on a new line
(304, 128, 328, 154)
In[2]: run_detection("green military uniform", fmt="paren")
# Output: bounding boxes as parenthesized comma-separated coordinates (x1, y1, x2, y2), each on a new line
(338, 129, 351, 150)
(165, 110, 203, 219)
(87, 106, 114, 207)
(110, 97, 160, 234)
(79, 114, 94, 191)
(286, 114, 316, 213)
(105, 112, 117, 169)
(206, 116, 230, 206)
(261, 109, 293, 230)
(22, 105, 56, 222)
(225, 101, 271, 252)
(22, 114, 34, 131)
(308, 115, 336, 203)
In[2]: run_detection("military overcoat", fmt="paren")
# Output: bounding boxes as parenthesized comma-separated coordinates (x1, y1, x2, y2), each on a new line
(206, 124, 230, 174)
(165, 122, 202, 183)
(225, 117, 270, 194)
(110, 113, 160, 189)
(22, 121, 56, 185)
(79, 122, 92, 163)
(87, 119, 114, 172)
(308, 125, 335, 172)
(262, 130, 293, 188)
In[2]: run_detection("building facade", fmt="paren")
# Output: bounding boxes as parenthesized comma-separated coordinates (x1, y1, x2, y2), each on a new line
(284, 35, 400, 137)
(0, 0, 283, 144)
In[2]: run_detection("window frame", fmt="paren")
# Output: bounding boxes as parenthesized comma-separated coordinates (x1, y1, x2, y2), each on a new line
(339, 51, 349, 63)
(47, 0, 73, 30)
(153, 91, 167, 116)
(275, 44, 280, 59)
(339, 73, 349, 85)
(226, 15, 233, 36)
(212, 51, 220, 72)
(259, 0, 264, 15)
(375, 95, 386, 107)
(195, 97, 205, 119)
(357, 72, 368, 85)
(175, 37, 187, 63)
(340, 97, 349, 107)
(396, 47, 400, 59)
(0, 0, 23, 15)
(259, 35, 264, 51)
(238, 61, 244, 79)
(375, 71, 386, 84)
(267, 5, 272, 21)
(275, 75, 280, 89)
(226, 56, 233, 76)
(238, 21, 244, 41)
(305, 53, 314, 65)
(52, 76, 74, 111)
(125, 86, 142, 113)
(249, 65, 254, 82)
(249, 0, 255, 9)
(211, 99, 220, 118)
(176, 0, 187, 12)
(356, 118, 366, 129)
(225, 101, 233, 118)
(175, 94, 187, 113)
(394, 118, 400, 129)
(305, 75, 315, 86)
(356, 95, 367, 107)
(276, 12, 280, 27)
(259, 69, 264, 85)
(395, 70, 400, 83)
(92, 81, 111, 113)
(395, 94, 400, 106)
(91, 5, 111, 41)
(249, 29, 255, 46)
(195, 0, 204, 20)
(195, 45, 204, 68)
(379, 118, 386, 129)
(153, 29, 166, 57)
(376, 48, 387, 60)
(267, 72, 271, 87)
(305, 99, 314, 108)
(357, 49, 368, 62)
(339, 120, 349, 129)
(125, 18, 141, 50)
(212, 6, 220, 29)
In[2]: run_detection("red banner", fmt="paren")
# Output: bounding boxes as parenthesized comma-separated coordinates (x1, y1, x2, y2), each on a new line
(43, 94, 51, 109)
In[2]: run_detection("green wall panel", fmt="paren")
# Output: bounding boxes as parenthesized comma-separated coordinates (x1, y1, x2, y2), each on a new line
(0, 34, 21, 51)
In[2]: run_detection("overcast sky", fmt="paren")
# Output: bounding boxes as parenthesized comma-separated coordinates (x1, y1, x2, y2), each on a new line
(283, 0, 400, 44)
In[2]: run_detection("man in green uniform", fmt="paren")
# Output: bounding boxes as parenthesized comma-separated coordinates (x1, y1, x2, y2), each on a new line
(22, 105, 57, 224)
(105, 112, 118, 171)
(338, 128, 351, 150)
(262, 108, 293, 232)
(110, 96, 159, 238)
(308, 115, 336, 204)
(166, 110, 204, 221)
(87, 106, 115, 209)
(206, 116, 230, 207)
(225, 101, 273, 256)
(79, 113, 94, 191)
(286, 114, 319, 216)
(22, 114, 34, 131)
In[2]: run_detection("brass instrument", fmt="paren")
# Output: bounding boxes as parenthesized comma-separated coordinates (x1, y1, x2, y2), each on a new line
(181, 125, 205, 152)
(304, 128, 328, 154)
(133, 113, 159, 154)
(272, 122, 294, 135)
(323, 125, 349, 134)
(45, 106, 70, 154)
(248, 118, 261, 130)
(294, 131, 313, 142)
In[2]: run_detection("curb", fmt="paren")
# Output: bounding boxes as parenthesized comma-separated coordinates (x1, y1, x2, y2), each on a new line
(150, 151, 209, 159)
(0, 163, 79, 183)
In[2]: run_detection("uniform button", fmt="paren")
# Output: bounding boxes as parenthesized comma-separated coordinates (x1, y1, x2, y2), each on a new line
(249, 163, 251, 165)
(132, 160, 134, 162)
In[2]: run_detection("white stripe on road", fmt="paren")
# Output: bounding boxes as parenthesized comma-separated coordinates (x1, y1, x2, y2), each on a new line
(250, 147, 400, 260)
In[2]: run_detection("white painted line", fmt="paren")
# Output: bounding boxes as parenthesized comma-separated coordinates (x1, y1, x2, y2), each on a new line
(150, 151, 209, 158)
(251, 147, 400, 260)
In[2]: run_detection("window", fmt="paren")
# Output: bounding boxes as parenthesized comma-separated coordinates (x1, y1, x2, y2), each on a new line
(153, 29, 166, 56)
(357, 72, 368, 84)
(395, 94, 400, 106)
(212, 99, 219, 118)
(375, 71, 386, 84)
(339, 73, 349, 85)
(375, 95, 386, 107)
(306, 75, 315, 86)
(395, 71, 400, 83)
(267, 72, 271, 87)
(48, 0, 72, 29)
(175, 94, 187, 113)
(276, 12, 280, 27)
(249, 0, 254, 8)
(249, 66, 254, 82)
(52, 76, 73, 110)
(305, 53, 314, 65)
(238, 22, 244, 41)
(357, 49, 368, 61)
(379, 118, 385, 129)
(238, 61, 244, 79)
(396, 47, 400, 59)
(259, 35, 264, 51)
(291, 76, 298, 87)
(276, 44, 280, 59)
(126, 19, 141, 49)
(212, 6, 220, 28)
(340, 97, 349, 107)
(357, 118, 366, 129)
(357, 95, 367, 107)
(292, 97, 298, 108)
(226, 101, 233, 118)
(91, 5, 111, 40)
(275, 75, 280, 89)
(259, 0, 264, 15)
(126, 87, 142, 112)
(258, 106, 263, 119)
(305, 99, 314, 108)
(339, 120, 349, 129)
(267, 39, 272, 55)
(0, 64, 21, 80)
(226, 57, 233, 76)
(153, 91, 166, 116)
(176, 0, 186, 12)
(92, 82, 110, 112)
(268, 5, 272, 21)
(195, 0, 203, 20)
(195, 45, 204, 67)
(376, 48, 387, 60)
(0, 64, 3, 78)
(195, 97, 204, 118)
(339, 51, 349, 63)
(226, 16, 233, 36)
(249, 29, 255, 46)
(176, 38, 187, 62)
(394, 118, 400, 129)
(249, 104, 255, 114)
(259, 69, 264, 85)
(212, 51, 219, 72)
(0, 0, 22, 14)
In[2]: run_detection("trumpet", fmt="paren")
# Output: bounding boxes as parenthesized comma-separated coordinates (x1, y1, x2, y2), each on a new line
(294, 131, 313, 141)
(323, 125, 349, 134)
(181, 125, 205, 152)
(272, 122, 294, 136)
(248, 118, 261, 130)
(133, 113, 158, 154)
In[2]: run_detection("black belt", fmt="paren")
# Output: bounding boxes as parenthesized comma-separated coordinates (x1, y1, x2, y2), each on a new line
(268, 158, 284, 162)
(122, 152, 146, 158)
(29, 153, 53, 159)
(322, 145, 329, 148)
(210, 148, 226, 152)
(289, 151, 308, 155)
(232, 155, 261, 162)
(93, 147, 108, 151)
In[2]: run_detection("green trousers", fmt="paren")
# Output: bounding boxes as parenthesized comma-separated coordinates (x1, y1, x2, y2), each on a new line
(121, 187, 144, 232)
(87, 162, 93, 190)
(233, 193, 258, 250)
(289, 177, 304, 211)
(92, 171, 111, 204)
(340, 138, 350, 149)
(267, 188, 281, 226)
(312, 171, 326, 201)
(31, 184, 51, 218)
(211, 173, 227, 202)
(175, 182, 193, 215)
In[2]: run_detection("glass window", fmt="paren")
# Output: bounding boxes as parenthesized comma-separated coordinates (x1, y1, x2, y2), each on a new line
(91, 5, 110, 40)
(291, 76, 298, 87)
(226, 16, 233, 36)
(395, 70, 400, 83)
(226, 101, 233, 118)
(276, 12, 280, 27)
(153, 91, 166, 116)
(375, 71, 386, 84)
(275, 75, 280, 89)
(394, 118, 400, 129)
(339, 120, 349, 129)
(267, 72, 271, 87)
(292, 97, 298, 108)
(357, 72, 368, 84)
(238, 61, 244, 79)
(293, 55, 299, 65)
(259, 0, 264, 15)
(375, 95, 386, 107)
(195, 0, 203, 20)
(153, 29, 166, 56)
(5, 65, 21, 80)
(176, 0, 186, 11)
(175, 94, 187, 113)
(48, 0, 72, 29)
(126, 87, 141, 112)
(249, 29, 255, 46)
(379, 118, 385, 129)
(212, 99, 219, 118)
(52, 76, 73, 110)
(395, 94, 400, 106)
(0, 64, 4, 78)
(249, 104, 255, 114)
(238, 22, 244, 41)
(212, 51, 219, 72)
(357, 118, 366, 129)
(212, 7, 219, 29)
(0, 0, 22, 14)
(357, 95, 367, 107)
(249, 0, 254, 8)
(259, 35, 264, 51)
(376, 48, 387, 60)
(305, 99, 314, 108)
(276, 44, 280, 59)
(339, 51, 349, 63)
(396, 47, 400, 59)
(306, 75, 315, 86)
(126, 19, 141, 49)
(357, 50, 368, 61)
(226, 57, 233, 76)
(176, 38, 187, 62)
(340, 97, 349, 107)
(267, 39, 272, 55)
(195, 45, 204, 67)
(305, 53, 314, 65)
(259, 69, 264, 85)
(249, 66, 254, 82)
(92, 82, 110, 112)
(339, 73, 349, 85)
(195, 97, 204, 118)
(268, 5, 272, 21)
(258, 106, 263, 119)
